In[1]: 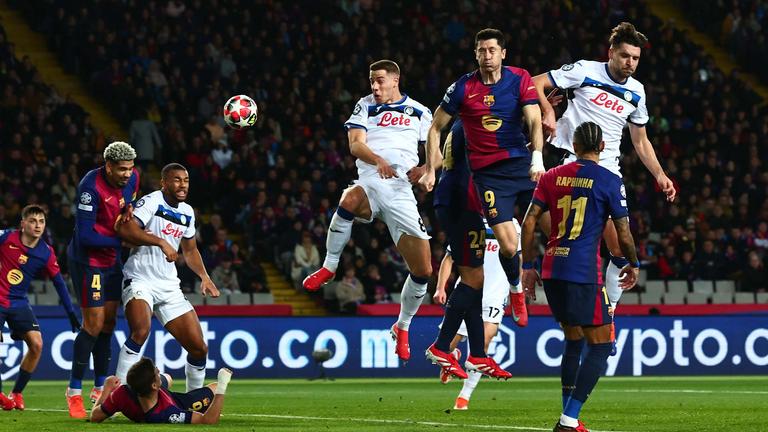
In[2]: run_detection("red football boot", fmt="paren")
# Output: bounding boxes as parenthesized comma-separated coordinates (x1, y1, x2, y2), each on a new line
(465, 356, 512, 379)
(390, 324, 411, 362)
(0, 393, 14, 410)
(553, 420, 589, 432)
(10, 392, 24, 410)
(510, 291, 529, 327)
(439, 348, 461, 384)
(426, 344, 468, 380)
(303, 267, 335, 292)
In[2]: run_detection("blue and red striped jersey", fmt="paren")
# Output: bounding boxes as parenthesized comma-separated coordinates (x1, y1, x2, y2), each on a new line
(440, 66, 539, 171)
(100, 385, 194, 424)
(433, 119, 481, 213)
(0, 230, 62, 308)
(532, 160, 628, 284)
(68, 166, 139, 267)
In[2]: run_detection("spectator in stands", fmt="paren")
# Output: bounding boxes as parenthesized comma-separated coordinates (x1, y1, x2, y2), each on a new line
(694, 240, 722, 280)
(129, 111, 162, 169)
(741, 251, 767, 292)
(211, 253, 240, 294)
(336, 267, 364, 314)
(291, 231, 320, 290)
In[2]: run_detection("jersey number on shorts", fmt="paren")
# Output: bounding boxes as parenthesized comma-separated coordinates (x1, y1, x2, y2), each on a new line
(418, 217, 426, 233)
(556, 196, 587, 240)
(488, 306, 501, 318)
(484, 190, 495, 207)
(91, 274, 102, 290)
(468, 229, 486, 249)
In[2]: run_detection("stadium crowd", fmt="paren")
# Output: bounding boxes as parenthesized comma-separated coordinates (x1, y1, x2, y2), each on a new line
(3, 0, 768, 310)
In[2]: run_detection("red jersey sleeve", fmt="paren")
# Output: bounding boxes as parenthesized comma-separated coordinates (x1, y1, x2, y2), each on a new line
(100, 385, 129, 417)
(45, 245, 61, 278)
(518, 69, 538, 105)
(531, 171, 553, 210)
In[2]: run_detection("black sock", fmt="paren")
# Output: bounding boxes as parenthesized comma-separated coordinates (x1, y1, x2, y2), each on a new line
(561, 339, 585, 409)
(12, 369, 33, 394)
(92, 332, 113, 387)
(499, 252, 520, 286)
(463, 287, 486, 357)
(69, 331, 98, 389)
(566, 342, 612, 418)
(435, 282, 475, 352)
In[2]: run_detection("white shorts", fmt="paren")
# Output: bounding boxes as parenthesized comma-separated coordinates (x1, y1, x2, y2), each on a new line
(454, 284, 510, 337)
(353, 176, 431, 244)
(122, 279, 194, 326)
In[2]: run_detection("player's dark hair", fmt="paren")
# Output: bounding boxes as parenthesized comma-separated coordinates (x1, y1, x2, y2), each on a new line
(21, 204, 46, 220)
(609, 22, 648, 49)
(573, 122, 603, 155)
(475, 28, 505, 49)
(369, 59, 400, 76)
(161, 162, 188, 179)
(126, 357, 157, 397)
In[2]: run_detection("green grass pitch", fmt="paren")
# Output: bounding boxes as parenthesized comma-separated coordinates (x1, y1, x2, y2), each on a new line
(3, 376, 765, 431)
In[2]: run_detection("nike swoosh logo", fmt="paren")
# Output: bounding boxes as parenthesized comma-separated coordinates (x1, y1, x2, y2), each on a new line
(9, 245, 18, 249)
(330, 228, 342, 233)
(467, 93, 480, 99)
(414, 294, 426, 299)
(105, 196, 113, 202)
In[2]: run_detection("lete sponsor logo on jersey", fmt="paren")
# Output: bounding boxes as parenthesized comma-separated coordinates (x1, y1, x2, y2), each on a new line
(376, 112, 411, 127)
(589, 92, 625, 113)
(161, 223, 185, 238)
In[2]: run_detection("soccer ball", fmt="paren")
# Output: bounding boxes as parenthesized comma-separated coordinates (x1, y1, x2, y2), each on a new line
(223, 95, 258, 129)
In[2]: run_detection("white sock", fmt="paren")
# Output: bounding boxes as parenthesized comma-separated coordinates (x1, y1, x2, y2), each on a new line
(560, 413, 579, 427)
(67, 388, 82, 396)
(511, 281, 523, 294)
(396, 275, 428, 330)
(321, 210, 354, 273)
(605, 259, 623, 306)
(459, 370, 482, 400)
(115, 343, 142, 382)
(185, 362, 206, 391)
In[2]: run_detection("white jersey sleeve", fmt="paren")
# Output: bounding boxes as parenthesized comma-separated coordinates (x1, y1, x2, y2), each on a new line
(549, 61, 588, 89)
(345, 98, 369, 130)
(628, 86, 649, 125)
(418, 107, 433, 142)
(183, 211, 196, 239)
(132, 194, 157, 227)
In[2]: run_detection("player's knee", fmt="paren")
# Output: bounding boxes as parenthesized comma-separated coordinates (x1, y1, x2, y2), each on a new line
(27, 337, 43, 356)
(130, 327, 150, 345)
(339, 187, 363, 212)
(499, 242, 519, 257)
(189, 344, 208, 359)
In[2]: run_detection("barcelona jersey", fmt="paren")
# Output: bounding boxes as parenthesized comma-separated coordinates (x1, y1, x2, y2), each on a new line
(532, 160, 628, 284)
(68, 167, 139, 267)
(433, 119, 480, 213)
(0, 230, 63, 308)
(440, 66, 539, 171)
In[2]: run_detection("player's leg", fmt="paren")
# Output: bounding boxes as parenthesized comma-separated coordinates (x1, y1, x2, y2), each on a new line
(391, 233, 431, 361)
(10, 328, 42, 410)
(0, 311, 11, 410)
(602, 219, 626, 356)
(456, 322, 500, 409)
(115, 289, 153, 381)
(164, 309, 208, 391)
(68, 263, 106, 401)
(304, 184, 372, 290)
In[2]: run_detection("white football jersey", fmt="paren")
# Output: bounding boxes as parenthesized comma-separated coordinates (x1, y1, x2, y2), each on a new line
(123, 190, 196, 285)
(549, 60, 649, 174)
(345, 94, 432, 180)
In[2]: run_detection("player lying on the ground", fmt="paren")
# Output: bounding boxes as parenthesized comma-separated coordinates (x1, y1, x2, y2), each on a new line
(0, 205, 81, 410)
(521, 122, 639, 432)
(431, 220, 525, 410)
(90, 357, 232, 424)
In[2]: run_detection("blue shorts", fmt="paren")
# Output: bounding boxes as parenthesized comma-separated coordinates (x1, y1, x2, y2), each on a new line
(68, 258, 122, 308)
(0, 305, 40, 340)
(436, 207, 485, 268)
(543, 279, 612, 327)
(472, 158, 535, 226)
(171, 387, 215, 413)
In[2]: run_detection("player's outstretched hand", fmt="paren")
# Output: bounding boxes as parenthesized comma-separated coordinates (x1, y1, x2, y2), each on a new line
(201, 277, 220, 297)
(433, 289, 447, 305)
(618, 265, 639, 290)
(417, 169, 436, 192)
(521, 268, 541, 301)
(656, 173, 676, 202)
(376, 159, 398, 179)
(68, 311, 81, 332)
(406, 165, 426, 185)
(529, 150, 545, 183)
(159, 241, 179, 262)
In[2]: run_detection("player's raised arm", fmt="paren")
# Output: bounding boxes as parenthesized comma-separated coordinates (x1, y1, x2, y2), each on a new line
(181, 236, 219, 297)
(628, 123, 676, 202)
(418, 106, 451, 192)
(532, 73, 557, 137)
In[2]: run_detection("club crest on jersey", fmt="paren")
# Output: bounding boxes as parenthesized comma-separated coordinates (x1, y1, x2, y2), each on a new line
(135, 198, 145, 208)
(7, 269, 23, 285)
(483, 95, 495, 107)
(119, 197, 125, 208)
(18, 254, 27, 265)
(481, 115, 503, 132)
(623, 91, 633, 102)
(403, 106, 414, 116)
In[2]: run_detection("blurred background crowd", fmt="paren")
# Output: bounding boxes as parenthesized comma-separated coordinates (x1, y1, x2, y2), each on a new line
(1, 0, 766, 312)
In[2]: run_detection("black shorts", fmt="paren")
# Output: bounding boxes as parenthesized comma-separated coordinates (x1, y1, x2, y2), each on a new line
(436, 207, 485, 268)
(472, 158, 535, 226)
(0, 305, 40, 340)
(171, 387, 215, 413)
(543, 279, 612, 327)
(68, 258, 122, 307)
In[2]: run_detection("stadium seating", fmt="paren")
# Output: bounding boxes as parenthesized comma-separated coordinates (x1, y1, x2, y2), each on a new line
(710, 292, 733, 304)
(686, 293, 709, 305)
(663, 292, 686, 305)
(666, 281, 690, 296)
(714, 281, 736, 294)
(756, 293, 768, 304)
(644, 281, 666, 297)
(251, 293, 275, 305)
(640, 292, 662, 305)
(692, 281, 715, 295)
(185, 293, 205, 306)
(620, 292, 640, 305)
(734, 293, 756, 304)
(229, 293, 253, 305)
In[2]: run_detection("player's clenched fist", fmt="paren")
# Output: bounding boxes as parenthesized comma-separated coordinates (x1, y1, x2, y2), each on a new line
(418, 169, 436, 192)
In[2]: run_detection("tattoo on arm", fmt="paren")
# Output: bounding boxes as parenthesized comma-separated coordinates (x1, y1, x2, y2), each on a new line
(613, 217, 638, 264)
